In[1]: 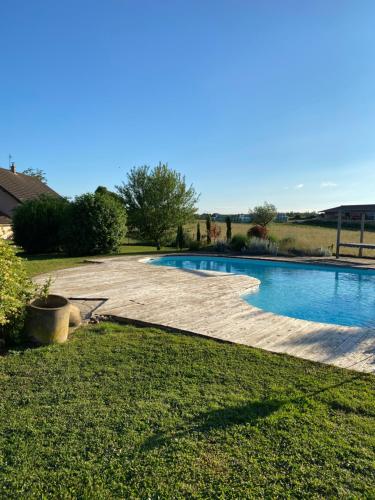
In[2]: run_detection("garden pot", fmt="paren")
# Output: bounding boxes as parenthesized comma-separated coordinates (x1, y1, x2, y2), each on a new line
(26, 294, 71, 345)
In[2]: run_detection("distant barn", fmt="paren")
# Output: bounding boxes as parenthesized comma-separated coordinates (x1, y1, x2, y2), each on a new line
(321, 204, 375, 221)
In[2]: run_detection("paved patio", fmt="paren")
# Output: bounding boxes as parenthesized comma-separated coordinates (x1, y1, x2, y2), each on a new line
(38, 255, 375, 373)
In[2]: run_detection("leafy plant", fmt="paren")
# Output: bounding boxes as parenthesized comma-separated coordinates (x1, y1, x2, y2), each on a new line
(12, 195, 69, 254)
(62, 192, 126, 256)
(250, 202, 277, 227)
(117, 163, 198, 250)
(35, 276, 54, 305)
(230, 234, 248, 251)
(0, 240, 34, 344)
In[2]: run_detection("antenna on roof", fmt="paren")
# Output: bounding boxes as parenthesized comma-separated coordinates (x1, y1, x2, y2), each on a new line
(8, 154, 12, 168)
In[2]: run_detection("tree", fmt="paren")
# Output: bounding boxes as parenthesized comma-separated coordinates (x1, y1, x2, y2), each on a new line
(95, 186, 124, 204)
(22, 168, 47, 184)
(176, 225, 185, 249)
(196, 222, 201, 242)
(206, 215, 212, 244)
(116, 163, 198, 250)
(251, 202, 277, 227)
(225, 216, 232, 241)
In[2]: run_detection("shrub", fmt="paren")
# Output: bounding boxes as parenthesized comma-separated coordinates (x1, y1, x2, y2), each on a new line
(62, 192, 126, 256)
(267, 234, 279, 245)
(242, 237, 278, 256)
(12, 195, 69, 254)
(0, 241, 34, 344)
(188, 240, 202, 251)
(247, 224, 268, 239)
(230, 234, 248, 251)
(287, 246, 332, 257)
(214, 240, 230, 253)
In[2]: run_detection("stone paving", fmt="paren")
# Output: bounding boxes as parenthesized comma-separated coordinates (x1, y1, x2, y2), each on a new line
(36, 255, 375, 374)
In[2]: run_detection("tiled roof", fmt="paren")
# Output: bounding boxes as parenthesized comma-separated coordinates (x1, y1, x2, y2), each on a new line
(321, 204, 375, 213)
(0, 167, 60, 202)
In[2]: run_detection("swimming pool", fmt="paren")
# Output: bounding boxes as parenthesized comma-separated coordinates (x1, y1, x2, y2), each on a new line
(151, 255, 375, 327)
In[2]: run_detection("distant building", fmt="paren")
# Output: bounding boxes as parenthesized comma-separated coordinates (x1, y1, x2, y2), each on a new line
(320, 205, 375, 221)
(275, 212, 288, 222)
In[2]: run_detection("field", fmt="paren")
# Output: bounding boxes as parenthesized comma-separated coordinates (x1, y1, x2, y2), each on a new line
(0, 322, 374, 498)
(191, 221, 375, 257)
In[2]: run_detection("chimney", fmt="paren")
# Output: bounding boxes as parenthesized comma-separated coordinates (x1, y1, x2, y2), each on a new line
(10, 162, 16, 174)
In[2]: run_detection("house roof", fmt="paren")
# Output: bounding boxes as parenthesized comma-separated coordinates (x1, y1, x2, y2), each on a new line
(0, 167, 59, 202)
(0, 210, 11, 225)
(321, 204, 375, 214)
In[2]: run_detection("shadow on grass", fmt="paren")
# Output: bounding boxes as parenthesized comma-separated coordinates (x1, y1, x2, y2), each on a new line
(142, 372, 367, 451)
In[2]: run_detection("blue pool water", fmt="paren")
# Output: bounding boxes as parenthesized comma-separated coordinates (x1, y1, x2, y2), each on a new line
(151, 255, 375, 327)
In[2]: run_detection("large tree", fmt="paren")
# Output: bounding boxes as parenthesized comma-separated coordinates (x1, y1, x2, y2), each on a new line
(22, 168, 47, 184)
(250, 202, 277, 227)
(116, 163, 198, 249)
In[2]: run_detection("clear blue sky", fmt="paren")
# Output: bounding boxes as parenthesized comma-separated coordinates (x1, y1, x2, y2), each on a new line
(1, 0, 375, 213)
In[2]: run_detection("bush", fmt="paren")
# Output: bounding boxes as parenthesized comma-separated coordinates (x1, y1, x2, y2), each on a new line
(188, 240, 202, 251)
(0, 241, 34, 344)
(214, 240, 230, 253)
(241, 237, 278, 256)
(230, 234, 248, 251)
(247, 225, 268, 239)
(62, 192, 126, 256)
(287, 246, 332, 257)
(12, 195, 69, 253)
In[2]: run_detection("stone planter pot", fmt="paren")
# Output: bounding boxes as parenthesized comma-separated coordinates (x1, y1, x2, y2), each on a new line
(26, 294, 71, 345)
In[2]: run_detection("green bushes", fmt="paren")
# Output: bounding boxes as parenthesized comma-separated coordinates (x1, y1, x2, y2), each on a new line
(230, 234, 248, 251)
(12, 195, 69, 253)
(0, 241, 34, 343)
(62, 193, 126, 256)
(13, 192, 126, 257)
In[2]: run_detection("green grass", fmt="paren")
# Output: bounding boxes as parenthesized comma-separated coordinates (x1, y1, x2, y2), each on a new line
(1, 323, 374, 498)
(21, 244, 181, 277)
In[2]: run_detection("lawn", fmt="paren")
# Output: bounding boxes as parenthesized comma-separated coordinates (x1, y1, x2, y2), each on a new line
(0, 322, 374, 498)
(21, 244, 180, 277)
